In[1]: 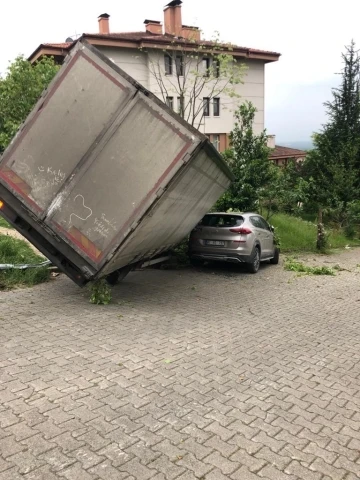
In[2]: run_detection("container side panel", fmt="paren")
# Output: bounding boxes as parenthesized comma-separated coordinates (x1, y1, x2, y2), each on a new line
(0, 52, 133, 212)
(50, 94, 196, 265)
(101, 149, 231, 275)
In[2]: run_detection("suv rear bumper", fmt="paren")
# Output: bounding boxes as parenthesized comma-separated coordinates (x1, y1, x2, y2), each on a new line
(190, 252, 252, 264)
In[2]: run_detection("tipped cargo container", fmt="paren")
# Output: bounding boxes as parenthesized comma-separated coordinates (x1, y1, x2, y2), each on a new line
(0, 41, 233, 286)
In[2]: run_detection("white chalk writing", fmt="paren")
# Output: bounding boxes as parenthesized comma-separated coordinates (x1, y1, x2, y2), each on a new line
(69, 195, 93, 225)
(100, 213, 117, 231)
(93, 218, 111, 238)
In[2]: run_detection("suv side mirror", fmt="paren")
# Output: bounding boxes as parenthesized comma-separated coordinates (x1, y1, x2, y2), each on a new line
(269, 225, 275, 233)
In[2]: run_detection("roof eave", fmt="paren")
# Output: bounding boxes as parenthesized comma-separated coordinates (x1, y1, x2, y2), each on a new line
(83, 35, 281, 61)
(28, 44, 71, 63)
(28, 34, 281, 64)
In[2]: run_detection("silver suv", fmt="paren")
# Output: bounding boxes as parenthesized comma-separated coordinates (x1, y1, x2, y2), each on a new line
(189, 212, 279, 273)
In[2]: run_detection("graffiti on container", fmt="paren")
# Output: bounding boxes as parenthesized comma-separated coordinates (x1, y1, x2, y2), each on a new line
(69, 195, 93, 225)
(100, 213, 117, 231)
(93, 218, 111, 238)
(37, 166, 66, 186)
(15, 160, 66, 190)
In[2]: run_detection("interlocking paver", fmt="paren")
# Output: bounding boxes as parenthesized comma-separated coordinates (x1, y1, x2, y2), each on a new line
(1, 248, 360, 479)
(7, 450, 45, 475)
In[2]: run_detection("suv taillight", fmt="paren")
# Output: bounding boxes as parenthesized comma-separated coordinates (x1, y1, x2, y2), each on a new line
(229, 227, 252, 234)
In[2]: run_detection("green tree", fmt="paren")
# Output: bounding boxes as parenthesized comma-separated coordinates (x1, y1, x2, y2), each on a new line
(142, 33, 246, 129)
(303, 41, 360, 236)
(0, 56, 59, 152)
(260, 160, 308, 219)
(216, 101, 274, 212)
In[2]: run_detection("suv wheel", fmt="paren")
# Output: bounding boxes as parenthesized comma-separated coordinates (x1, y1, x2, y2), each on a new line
(270, 247, 280, 265)
(247, 246, 260, 273)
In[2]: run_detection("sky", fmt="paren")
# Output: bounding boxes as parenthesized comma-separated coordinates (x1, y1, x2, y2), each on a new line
(1, 0, 359, 142)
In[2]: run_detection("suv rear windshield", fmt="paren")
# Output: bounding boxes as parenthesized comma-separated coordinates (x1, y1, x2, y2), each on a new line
(200, 215, 244, 227)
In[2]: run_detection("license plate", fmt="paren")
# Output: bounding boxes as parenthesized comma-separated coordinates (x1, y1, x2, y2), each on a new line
(205, 240, 225, 246)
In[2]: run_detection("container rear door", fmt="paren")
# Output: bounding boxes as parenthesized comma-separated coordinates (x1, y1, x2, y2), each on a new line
(0, 44, 136, 214)
(47, 92, 198, 265)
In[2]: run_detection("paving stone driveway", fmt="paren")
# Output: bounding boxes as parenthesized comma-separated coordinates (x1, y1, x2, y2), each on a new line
(1, 249, 360, 480)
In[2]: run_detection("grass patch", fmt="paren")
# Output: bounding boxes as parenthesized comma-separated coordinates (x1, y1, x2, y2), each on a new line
(0, 215, 11, 228)
(270, 213, 360, 252)
(284, 257, 336, 276)
(0, 234, 50, 290)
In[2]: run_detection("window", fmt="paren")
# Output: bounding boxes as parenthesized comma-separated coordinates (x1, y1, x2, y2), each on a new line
(203, 97, 210, 117)
(257, 217, 271, 231)
(202, 57, 210, 77)
(211, 134, 220, 151)
(177, 96, 184, 115)
(200, 214, 244, 228)
(213, 98, 220, 116)
(213, 58, 220, 78)
(250, 216, 264, 229)
(164, 54, 172, 75)
(166, 97, 174, 110)
(175, 55, 184, 76)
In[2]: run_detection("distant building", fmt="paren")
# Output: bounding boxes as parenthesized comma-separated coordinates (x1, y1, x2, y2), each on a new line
(28, 0, 281, 152)
(267, 136, 307, 166)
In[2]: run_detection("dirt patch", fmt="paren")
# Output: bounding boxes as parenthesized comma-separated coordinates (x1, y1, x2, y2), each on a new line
(0, 227, 44, 257)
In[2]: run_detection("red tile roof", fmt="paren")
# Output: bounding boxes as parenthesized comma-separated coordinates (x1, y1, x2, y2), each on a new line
(269, 145, 307, 159)
(82, 32, 280, 56)
(29, 33, 280, 62)
(43, 42, 73, 48)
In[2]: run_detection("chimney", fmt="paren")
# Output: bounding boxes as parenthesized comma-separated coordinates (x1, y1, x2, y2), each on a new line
(181, 25, 200, 42)
(267, 135, 276, 149)
(144, 19, 163, 35)
(98, 13, 110, 35)
(164, 0, 182, 36)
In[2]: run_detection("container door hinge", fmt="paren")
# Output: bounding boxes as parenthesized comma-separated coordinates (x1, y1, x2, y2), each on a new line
(182, 152, 191, 164)
(156, 187, 165, 198)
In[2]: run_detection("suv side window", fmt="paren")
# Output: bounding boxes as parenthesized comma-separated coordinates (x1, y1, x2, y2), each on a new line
(250, 216, 262, 228)
(258, 217, 271, 231)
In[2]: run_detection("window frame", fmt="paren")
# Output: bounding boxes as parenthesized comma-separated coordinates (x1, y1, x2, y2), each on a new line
(177, 96, 184, 115)
(164, 54, 173, 75)
(166, 96, 174, 110)
(202, 57, 210, 77)
(211, 134, 220, 151)
(175, 54, 184, 76)
(213, 97, 220, 117)
(203, 97, 210, 117)
(213, 58, 220, 78)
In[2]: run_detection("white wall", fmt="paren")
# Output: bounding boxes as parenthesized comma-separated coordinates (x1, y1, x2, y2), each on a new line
(98, 46, 149, 88)
(97, 46, 265, 135)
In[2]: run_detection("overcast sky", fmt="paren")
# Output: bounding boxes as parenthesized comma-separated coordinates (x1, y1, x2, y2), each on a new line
(1, 0, 359, 142)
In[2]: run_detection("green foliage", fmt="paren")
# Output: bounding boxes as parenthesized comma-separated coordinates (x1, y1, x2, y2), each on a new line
(89, 279, 112, 305)
(215, 102, 274, 212)
(302, 41, 360, 225)
(270, 212, 360, 252)
(259, 161, 309, 220)
(0, 215, 11, 228)
(0, 235, 50, 289)
(284, 257, 336, 276)
(0, 55, 59, 152)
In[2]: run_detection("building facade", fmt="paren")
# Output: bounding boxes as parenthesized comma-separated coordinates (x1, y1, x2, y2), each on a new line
(29, 1, 280, 153)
